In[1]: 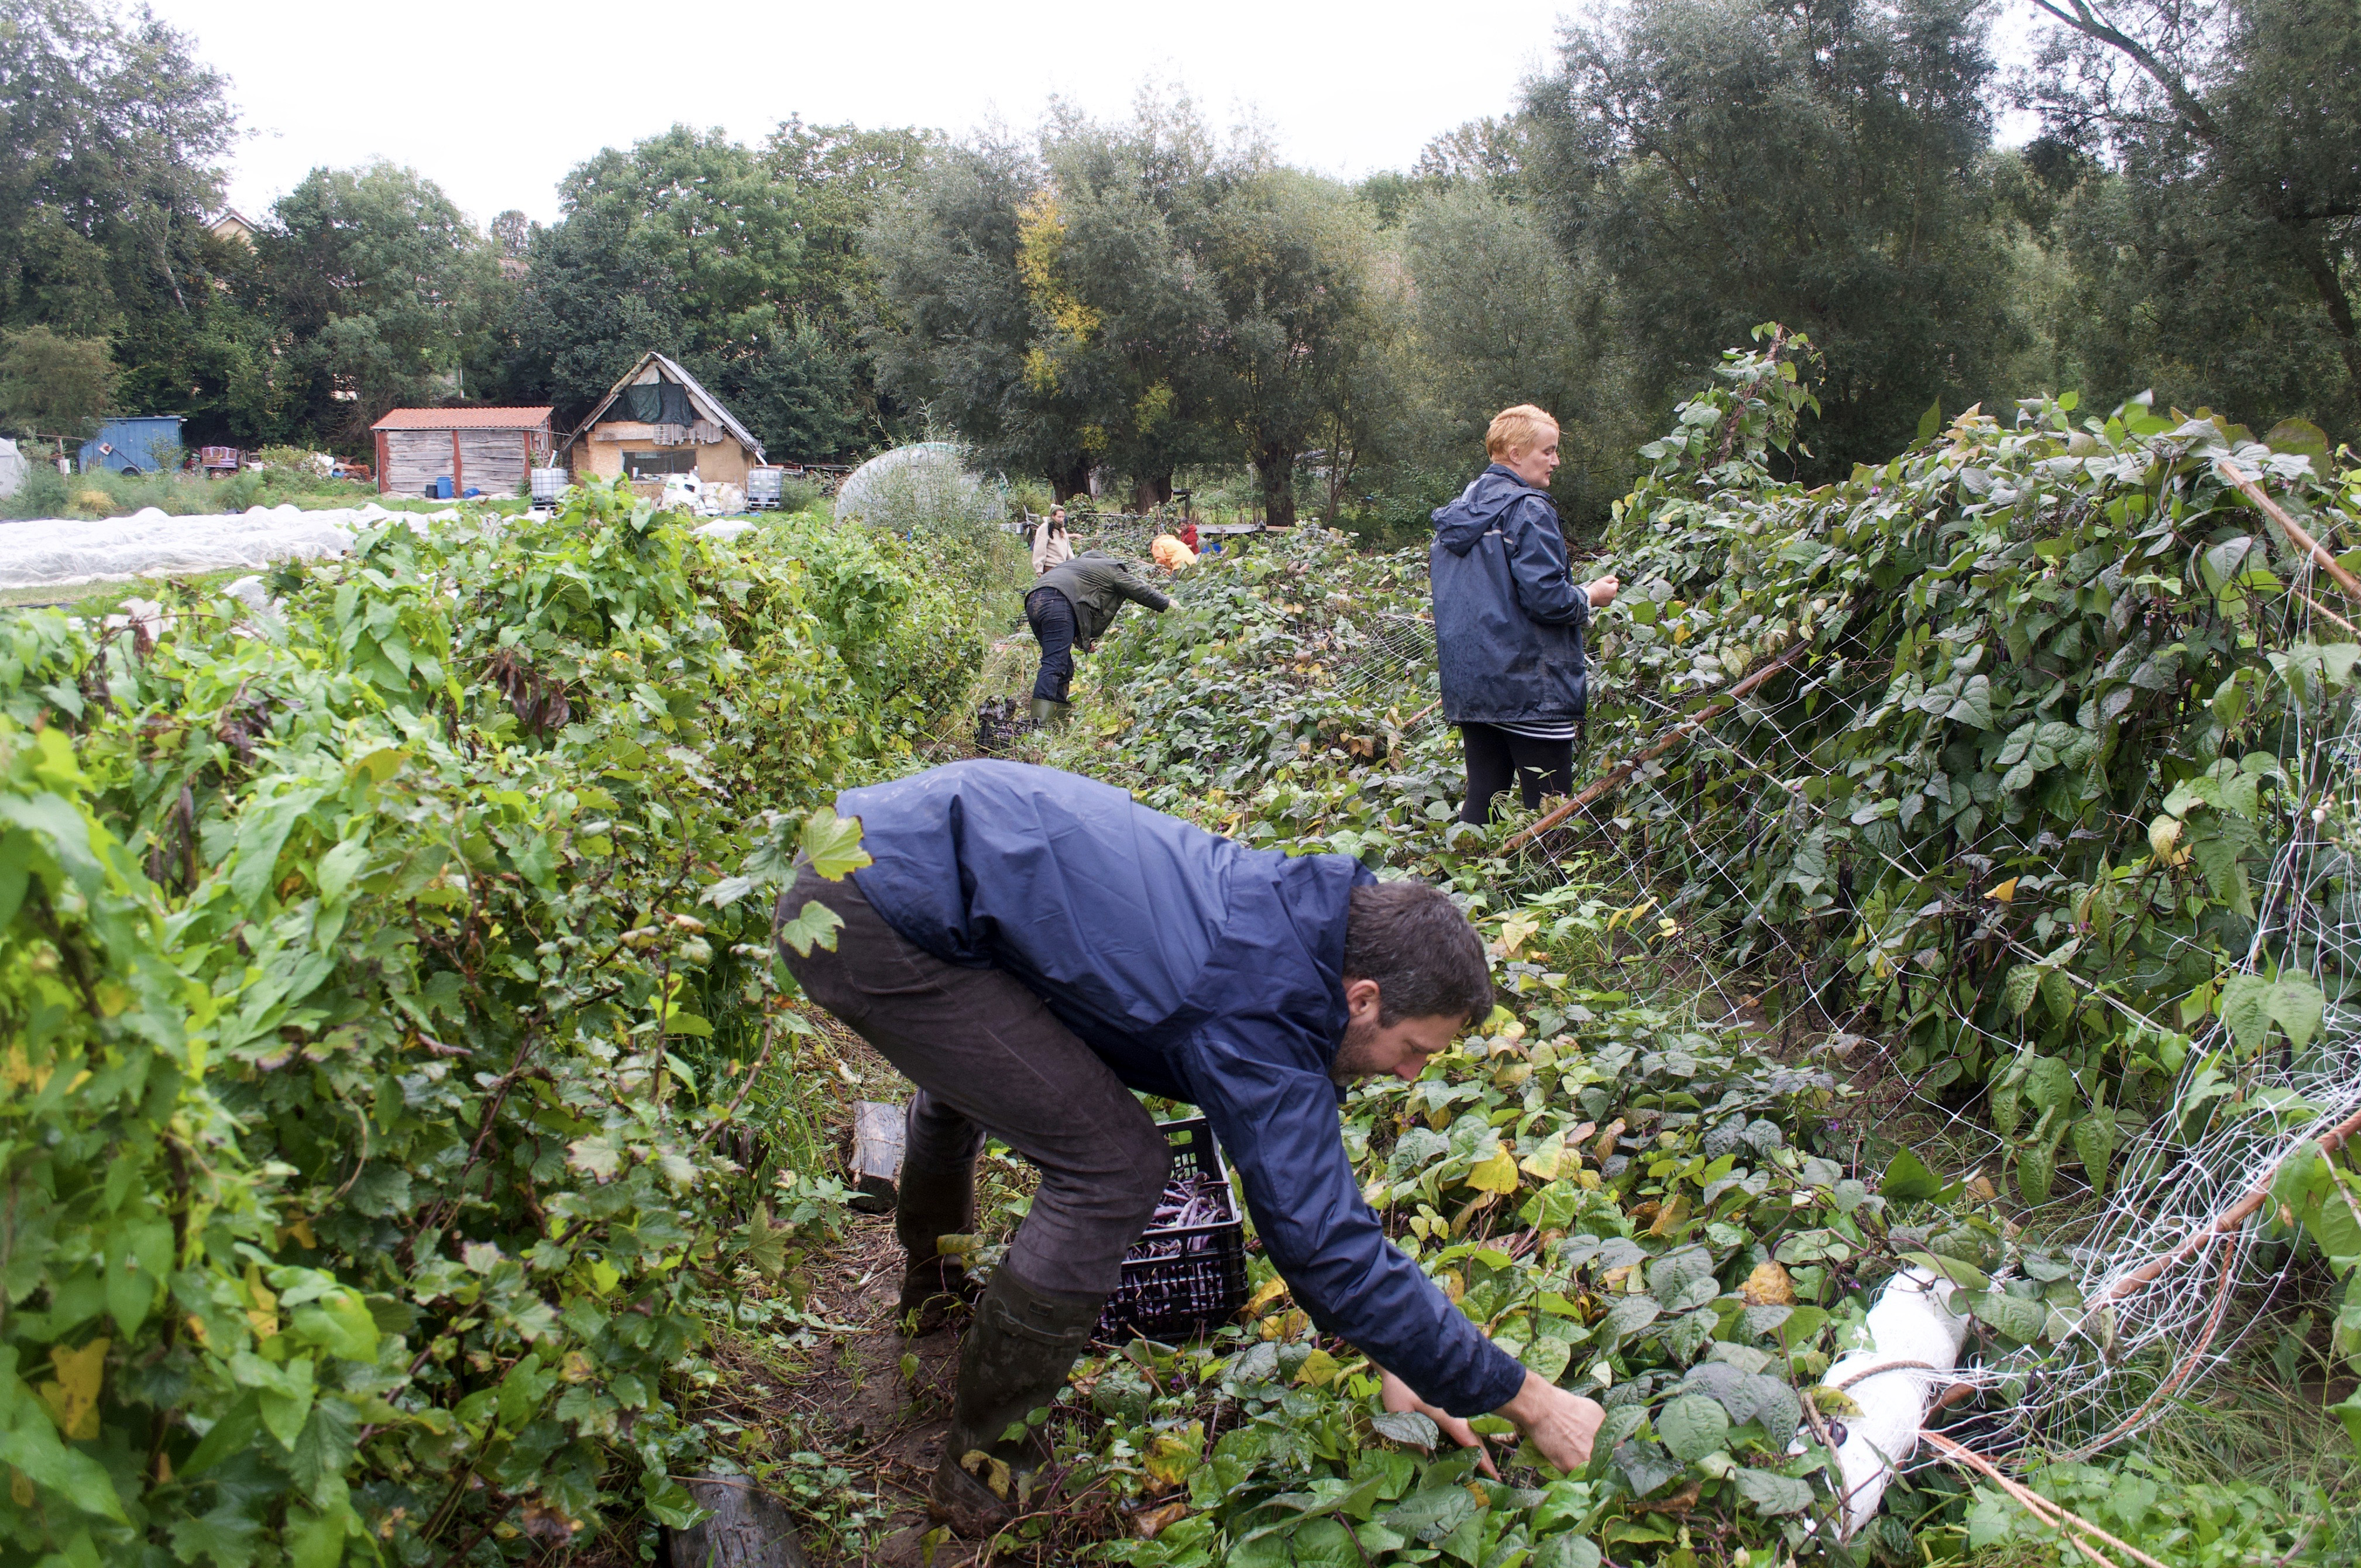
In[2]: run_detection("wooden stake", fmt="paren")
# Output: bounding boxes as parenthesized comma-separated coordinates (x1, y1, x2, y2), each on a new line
(1920, 1430, 2174, 1568)
(2218, 456, 2361, 599)
(2104, 1100, 2361, 1300)
(1501, 641, 1813, 854)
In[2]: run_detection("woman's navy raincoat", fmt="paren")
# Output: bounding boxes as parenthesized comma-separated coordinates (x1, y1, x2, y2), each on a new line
(1430, 464, 1590, 726)
(836, 760, 1527, 1418)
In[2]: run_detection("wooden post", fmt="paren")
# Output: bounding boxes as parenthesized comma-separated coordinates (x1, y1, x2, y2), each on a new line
(2218, 456, 2360, 598)
(1501, 641, 1813, 854)
(847, 1101, 904, 1214)
(450, 429, 465, 497)
(373, 429, 389, 494)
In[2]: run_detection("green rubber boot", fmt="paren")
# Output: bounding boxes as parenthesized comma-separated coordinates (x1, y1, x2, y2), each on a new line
(928, 1267, 1105, 1536)
(1029, 697, 1070, 730)
(895, 1149, 978, 1337)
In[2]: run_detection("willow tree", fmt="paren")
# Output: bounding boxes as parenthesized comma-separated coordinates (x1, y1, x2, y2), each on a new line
(1525, 0, 2019, 472)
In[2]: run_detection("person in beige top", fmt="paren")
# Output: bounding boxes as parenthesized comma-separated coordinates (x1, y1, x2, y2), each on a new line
(1032, 506, 1074, 575)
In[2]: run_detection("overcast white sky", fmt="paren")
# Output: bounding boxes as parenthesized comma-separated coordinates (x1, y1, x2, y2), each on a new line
(150, 0, 1572, 228)
(147, 0, 2044, 231)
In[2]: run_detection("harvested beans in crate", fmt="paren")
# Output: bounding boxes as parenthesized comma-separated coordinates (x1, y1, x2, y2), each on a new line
(1094, 1117, 1247, 1343)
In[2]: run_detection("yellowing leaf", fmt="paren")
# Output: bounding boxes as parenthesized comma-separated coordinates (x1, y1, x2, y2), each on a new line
(1647, 1192, 1692, 1236)
(1520, 1133, 1568, 1181)
(799, 809, 872, 881)
(1134, 1501, 1188, 1539)
(1987, 878, 2018, 903)
(245, 1263, 280, 1340)
(1466, 1150, 1521, 1194)
(1294, 1348, 1342, 1387)
(39, 1339, 108, 1440)
(2150, 814, 2190, 866)
(1491, 916, 1539, 962)
(1142, 1426, 1201, 1491)
(1245, 1277, 1290, 1315)
(1740, 1261, 1796, 1307)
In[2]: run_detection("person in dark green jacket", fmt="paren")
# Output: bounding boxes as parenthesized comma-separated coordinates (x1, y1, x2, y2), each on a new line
(1026, 550, 1170, 725)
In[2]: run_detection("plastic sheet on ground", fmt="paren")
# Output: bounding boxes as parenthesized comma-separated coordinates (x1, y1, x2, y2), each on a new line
(0, 502, 419, 590)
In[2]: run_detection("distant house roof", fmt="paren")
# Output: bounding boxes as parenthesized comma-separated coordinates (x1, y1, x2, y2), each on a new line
(567, 352, 764, 459)
(206, 208, 257, 246)
(372, 407, 555, 431)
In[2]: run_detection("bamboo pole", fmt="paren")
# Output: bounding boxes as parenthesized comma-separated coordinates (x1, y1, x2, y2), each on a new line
(2104, 1100, 2361, 1301)
(1920, 1431, 2175, 1568)
(2218, 456, 2361, 599)
(1500, 641, 1813, 854)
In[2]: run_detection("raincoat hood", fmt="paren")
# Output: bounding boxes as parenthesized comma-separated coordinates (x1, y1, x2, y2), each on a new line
(1432, 464, 1545, 557)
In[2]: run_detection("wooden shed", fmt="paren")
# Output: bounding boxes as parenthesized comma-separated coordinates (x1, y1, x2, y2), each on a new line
(561, 353, 764, 487)
(370, 407, 555, 497)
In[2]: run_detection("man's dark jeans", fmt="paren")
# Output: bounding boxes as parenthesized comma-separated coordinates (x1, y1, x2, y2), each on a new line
(775, 862, 1170, 1295)
(1026, 586, 1076, 704)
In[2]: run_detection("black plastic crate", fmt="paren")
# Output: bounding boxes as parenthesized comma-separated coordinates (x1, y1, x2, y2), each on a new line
(1094, 1117, 1247, 1343)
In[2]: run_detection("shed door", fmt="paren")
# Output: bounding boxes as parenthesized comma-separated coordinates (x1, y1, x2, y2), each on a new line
(456, 430, 529, 495)
(386, 430, 455, 495)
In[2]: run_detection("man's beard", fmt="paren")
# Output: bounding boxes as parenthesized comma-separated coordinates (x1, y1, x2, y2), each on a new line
(1328, 1012, 1386, 1085)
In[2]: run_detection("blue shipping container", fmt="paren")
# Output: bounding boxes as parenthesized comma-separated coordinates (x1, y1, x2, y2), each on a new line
(80, 417, 185, 474)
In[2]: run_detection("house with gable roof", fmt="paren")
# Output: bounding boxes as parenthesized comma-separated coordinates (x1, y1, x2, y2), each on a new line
(560, 352, 766, 489)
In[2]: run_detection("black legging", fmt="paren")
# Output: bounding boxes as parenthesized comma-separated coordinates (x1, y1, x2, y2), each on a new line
(1027, 587, 1077, 703)
(1459, 723, 1574, 824)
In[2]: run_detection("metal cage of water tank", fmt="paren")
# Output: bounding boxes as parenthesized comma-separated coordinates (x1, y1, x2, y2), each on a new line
(530, 467, 568, 505)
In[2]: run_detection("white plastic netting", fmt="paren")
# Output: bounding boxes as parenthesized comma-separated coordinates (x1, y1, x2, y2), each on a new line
(0, 503, 423, 591)
(1308, 532, 2356, 1466)
(833, 443, 1002, 531)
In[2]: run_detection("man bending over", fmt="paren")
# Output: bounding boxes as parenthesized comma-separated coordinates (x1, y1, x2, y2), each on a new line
(774, 759, 1605, 1534)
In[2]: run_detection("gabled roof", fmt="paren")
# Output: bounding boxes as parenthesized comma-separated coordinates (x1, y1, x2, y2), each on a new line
(372, 407, 554, 431)
(566, 352, 764, 459)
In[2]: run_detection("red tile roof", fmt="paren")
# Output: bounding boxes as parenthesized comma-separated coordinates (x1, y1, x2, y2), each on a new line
(372, 407, 554, 431)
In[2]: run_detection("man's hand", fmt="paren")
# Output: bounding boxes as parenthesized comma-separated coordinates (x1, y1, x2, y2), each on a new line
(1585, 575, 1621, 608)
(1499, 1371, 1606, 1471)
(1380, 1370, 1500, 1480)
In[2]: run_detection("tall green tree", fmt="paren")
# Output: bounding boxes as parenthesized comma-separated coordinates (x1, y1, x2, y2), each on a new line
(1200, 168, 1383, 525)
(251, 162, 496, 441)
(1031, 101, 1236, 509)
(871, 104, 1394, 518)
(0, 324, 115, 438)
(1524, 0, 2020, 470)
(494, 123, 917, 460)
(2019, 0, 2361, 437)
(0, 0, 287, 446)
(865, 135, 1105, 494)
(1395, 184, 1641, 527)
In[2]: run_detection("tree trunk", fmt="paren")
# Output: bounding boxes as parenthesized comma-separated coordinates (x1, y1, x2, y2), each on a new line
(1255, 441, 1297, 527)
(1130, 472, 1174, 515)
(2284, 219, 2361, 422)
(1049, 456, 1092, 502)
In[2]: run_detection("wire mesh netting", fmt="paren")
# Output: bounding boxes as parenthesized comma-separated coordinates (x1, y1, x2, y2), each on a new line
(1291, 524, 2361, 1468)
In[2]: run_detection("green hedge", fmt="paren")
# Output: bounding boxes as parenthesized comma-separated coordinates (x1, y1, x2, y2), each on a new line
(0, 482, 975, 1567)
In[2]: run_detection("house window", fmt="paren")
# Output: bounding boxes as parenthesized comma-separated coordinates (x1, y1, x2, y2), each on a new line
(623, 451, 697, 477)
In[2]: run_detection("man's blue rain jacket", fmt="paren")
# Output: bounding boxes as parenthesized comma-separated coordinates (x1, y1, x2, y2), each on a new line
(1430, 464, 1590, 727)
(837, 759, 1527, 1418)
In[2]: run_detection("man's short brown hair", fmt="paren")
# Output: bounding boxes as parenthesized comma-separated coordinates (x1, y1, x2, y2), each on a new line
(1344, 881, 1491, 1024)
(1485, 404, 1558, 460)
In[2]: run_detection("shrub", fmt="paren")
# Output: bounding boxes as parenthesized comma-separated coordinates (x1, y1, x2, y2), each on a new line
(0, 480, 983, 1565)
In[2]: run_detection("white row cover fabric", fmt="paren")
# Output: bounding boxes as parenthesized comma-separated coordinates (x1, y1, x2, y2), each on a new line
(0, 502, 439, 590)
